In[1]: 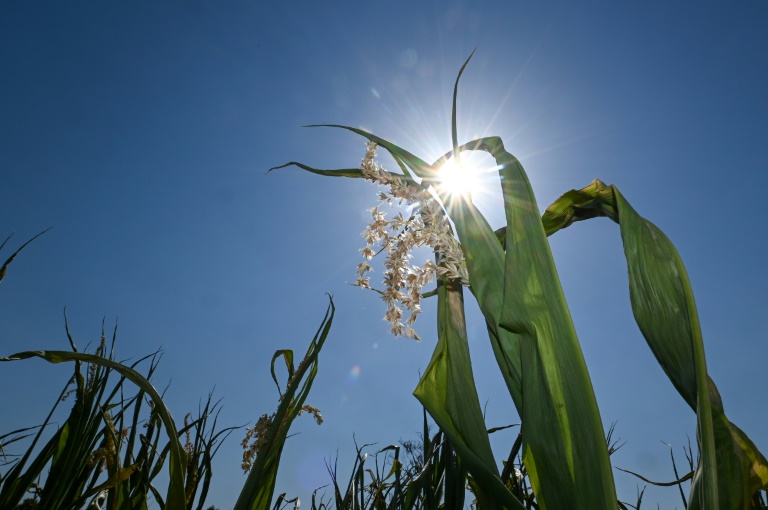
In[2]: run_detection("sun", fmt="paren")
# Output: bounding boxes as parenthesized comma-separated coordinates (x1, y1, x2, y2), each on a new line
(436, 157, 482, 198)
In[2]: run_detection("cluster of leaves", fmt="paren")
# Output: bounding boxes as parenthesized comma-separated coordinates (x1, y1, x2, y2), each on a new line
(0, 320, 233, 510)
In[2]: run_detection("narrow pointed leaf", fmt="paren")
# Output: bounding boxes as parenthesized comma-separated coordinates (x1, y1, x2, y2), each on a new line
(0, 228, 50, 284)
(305, 124, 437, 180)
(267, 162, 364, 178)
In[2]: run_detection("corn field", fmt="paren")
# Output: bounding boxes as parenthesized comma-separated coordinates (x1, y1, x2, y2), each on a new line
(2, 55, 767, 509)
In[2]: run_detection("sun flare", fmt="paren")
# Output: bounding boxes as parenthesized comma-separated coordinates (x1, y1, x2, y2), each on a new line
(437, 157, 482, 198)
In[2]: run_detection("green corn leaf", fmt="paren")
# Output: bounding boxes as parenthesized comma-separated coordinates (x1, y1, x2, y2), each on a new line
(413, 276, 525, 510)
(0, 228, 50, 285)
(542, 180, 768, 508)
(267, 162, 364, 178)
(268, 141, 426, 191)
(305, 124, 437, 182)
(614, 187, 720, 508)
(430, 138, 523, 409)
(271, 349, 295, 396)
(483, 138, 617, 510)
(449, 50, 476, 164)
(0, 350, 189, 510)
(433, 50, 525, 415)
(233, 297, 334, 510)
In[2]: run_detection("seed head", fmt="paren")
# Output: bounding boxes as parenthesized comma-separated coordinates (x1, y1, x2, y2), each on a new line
(355, 142, 469, 340)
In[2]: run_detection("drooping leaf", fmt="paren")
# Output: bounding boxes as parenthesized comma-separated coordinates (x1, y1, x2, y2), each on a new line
(542, 180, 768, 508)
(305, 124, 437, 182)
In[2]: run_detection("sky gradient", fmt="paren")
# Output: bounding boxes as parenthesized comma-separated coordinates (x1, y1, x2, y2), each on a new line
(1, 2, 767, 508)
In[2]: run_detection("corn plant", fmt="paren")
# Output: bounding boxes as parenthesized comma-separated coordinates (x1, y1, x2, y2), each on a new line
(269, 53, 768, 509)
(1, 294, 335, 510)
(0, 321, 207, 510)
(235, 297, 334, 510)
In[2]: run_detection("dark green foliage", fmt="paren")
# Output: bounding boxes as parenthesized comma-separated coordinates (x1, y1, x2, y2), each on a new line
(0, 323, 231, 510)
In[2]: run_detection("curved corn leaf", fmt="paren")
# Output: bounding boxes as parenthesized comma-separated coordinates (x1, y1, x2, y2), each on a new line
(614, 187, 720, 508)
(413, 276, 524, 510)
(478, 138, 616, 510)
(435, 54, 525, 414)
(305, 124, 437, 182)
(271, 349, 295, 396)
(440, 53, 616, 506)
(542, 180, 768, 508)
(430, 138, 523, 409)
(0, 350, 188, 510)
(233, 297, 334, 510)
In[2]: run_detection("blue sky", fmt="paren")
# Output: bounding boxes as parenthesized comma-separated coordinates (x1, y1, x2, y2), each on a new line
(1, 1, 767, 508)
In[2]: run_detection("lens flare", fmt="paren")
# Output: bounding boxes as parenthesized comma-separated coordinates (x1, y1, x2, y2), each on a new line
(346, 365, 361, 386)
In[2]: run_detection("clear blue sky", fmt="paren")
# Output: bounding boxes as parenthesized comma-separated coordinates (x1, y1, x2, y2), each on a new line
(1, 2, 767, 508)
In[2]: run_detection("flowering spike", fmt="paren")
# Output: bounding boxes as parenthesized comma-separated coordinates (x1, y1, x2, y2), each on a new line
(356, 143, 469, 340)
